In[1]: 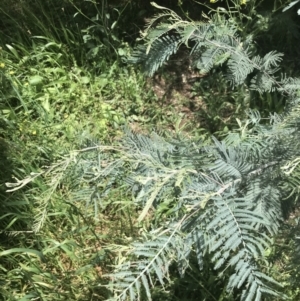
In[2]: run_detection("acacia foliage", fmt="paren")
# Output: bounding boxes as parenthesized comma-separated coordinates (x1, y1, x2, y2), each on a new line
(9, 97, 300, 300)
(92, 103, 300, 300)
(128, 2, 295, 95)
(6, 2, 300, 301)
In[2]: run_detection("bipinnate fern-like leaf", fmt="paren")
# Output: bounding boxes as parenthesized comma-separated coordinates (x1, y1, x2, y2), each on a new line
(99, 106, 299, 300)
(9, 38, 300, 301)
(8, 101, 300, 300)
(9, 102, 300, 300)
(129, 2, 288, 94)
(129, 33, 181, 77)
(106, 227, 192, 301)
(203, 195, 286, 300)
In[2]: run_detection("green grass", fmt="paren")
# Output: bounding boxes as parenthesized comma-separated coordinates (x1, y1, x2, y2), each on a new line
(0, 1, 181, 299)
(0, 2, 149, 299)
(1, 0, 300, 300)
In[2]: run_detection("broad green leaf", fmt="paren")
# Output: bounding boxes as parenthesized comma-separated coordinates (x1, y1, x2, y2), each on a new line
(29, 75, 44, 86)
(0, 248, 44, 260)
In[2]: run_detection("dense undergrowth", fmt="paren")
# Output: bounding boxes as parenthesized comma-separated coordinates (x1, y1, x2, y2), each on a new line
(1, 0, 300, 300)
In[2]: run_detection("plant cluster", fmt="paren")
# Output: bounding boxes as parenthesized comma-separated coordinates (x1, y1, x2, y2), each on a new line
(0, 1, 159, 299)
(2, 0, 300, 301)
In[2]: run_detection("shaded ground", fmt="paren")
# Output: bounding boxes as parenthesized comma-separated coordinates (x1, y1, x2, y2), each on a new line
(146, 52, 246, 136)
(138, 50, 204, 134)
